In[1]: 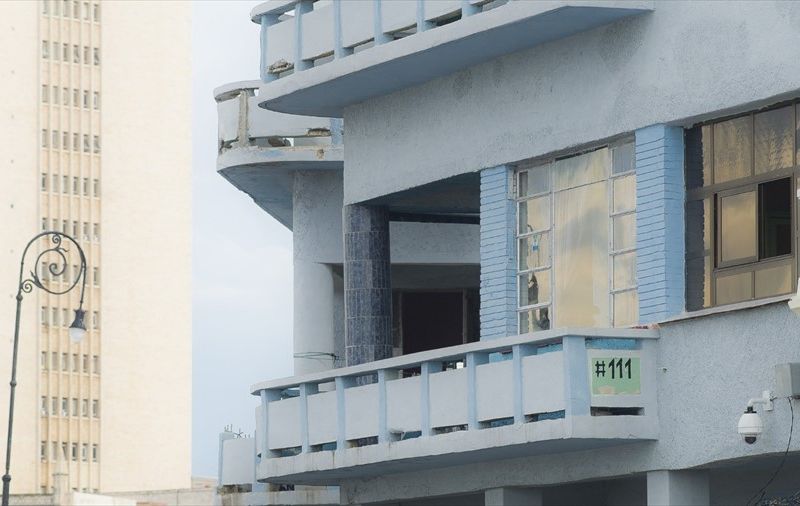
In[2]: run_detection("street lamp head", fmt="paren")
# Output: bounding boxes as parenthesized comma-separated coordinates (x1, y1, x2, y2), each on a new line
(68, 309, 86, 343)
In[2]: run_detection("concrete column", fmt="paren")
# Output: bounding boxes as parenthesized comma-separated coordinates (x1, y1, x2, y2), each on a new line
(635, 125, 685, 323)
(294, 261, 336, 375)
(485, 487, 543, 506)
(343, 204, 392, 366)
(479, 166, 517, 340)
(647, 470, 709, 506)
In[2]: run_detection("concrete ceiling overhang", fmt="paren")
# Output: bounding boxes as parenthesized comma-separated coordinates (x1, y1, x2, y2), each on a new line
(365, 172, 480, 219)
(217, 146, 344, 229)
(256, 1, 654, 118)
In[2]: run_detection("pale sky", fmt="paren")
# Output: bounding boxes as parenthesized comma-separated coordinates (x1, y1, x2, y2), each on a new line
(191, 0, 294, 477)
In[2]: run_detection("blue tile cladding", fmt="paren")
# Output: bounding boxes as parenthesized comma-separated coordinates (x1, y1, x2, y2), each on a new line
(480, 166, 517, 340)
(635, 125, 686, 323)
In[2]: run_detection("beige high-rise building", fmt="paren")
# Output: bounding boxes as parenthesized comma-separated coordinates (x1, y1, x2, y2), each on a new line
(0, 0, 191, 495)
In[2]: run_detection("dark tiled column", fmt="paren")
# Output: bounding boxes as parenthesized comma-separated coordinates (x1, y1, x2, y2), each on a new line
(344, 204, 392, 367)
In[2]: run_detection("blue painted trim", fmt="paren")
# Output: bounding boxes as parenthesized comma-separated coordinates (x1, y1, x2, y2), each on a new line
(294, 0, 313, 72)
(635, 124, 686, 323)
(335, 376, 355, 450)
(461, 0, 479, 17)
(259, 15, 280, 83)
(466, 352, 489, 430)
(480, 166, 517, 341)
(585, 338, 640, 350)
(372, 0, 391, 45)
(298, 383, 318, 453)
(377, 369, 397, 443)
(420, 362, 441, 435)
(562, 336, 590, 419)
(512, 344, 536, 424)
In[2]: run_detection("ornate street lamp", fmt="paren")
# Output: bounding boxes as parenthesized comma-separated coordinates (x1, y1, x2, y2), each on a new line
(2, 232, 87, 506)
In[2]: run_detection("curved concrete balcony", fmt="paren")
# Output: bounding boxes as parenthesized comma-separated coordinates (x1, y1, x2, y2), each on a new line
(251, 327, 659, 485)
(250, 0, 654, 117)
(215, 80, 343, 227)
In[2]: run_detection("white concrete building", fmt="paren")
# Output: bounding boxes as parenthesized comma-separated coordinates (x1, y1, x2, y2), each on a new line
(0, 0, 191, 496)
(215, 1, 800, 504)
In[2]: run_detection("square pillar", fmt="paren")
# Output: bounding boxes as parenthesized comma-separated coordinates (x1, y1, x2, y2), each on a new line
(343, 204, 392, 366)
(635, 125, 686, 323)
(479, 165, 517, 340)
(485, 487, 543, 506)
(647, 470, 709, 506)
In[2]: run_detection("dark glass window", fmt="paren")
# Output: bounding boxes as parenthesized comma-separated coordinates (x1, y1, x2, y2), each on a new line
(685, 102, 797, 310)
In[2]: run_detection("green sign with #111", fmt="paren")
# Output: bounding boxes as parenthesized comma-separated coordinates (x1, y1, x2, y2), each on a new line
(590, 357, 641, 395)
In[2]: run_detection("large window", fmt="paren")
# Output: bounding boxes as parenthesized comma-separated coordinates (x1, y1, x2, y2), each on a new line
(685, 103, 798, 309)
(516, 141, 638, 333)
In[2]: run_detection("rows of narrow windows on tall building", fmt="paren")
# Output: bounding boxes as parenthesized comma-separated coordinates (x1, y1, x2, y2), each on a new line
(42, 0, 100, 22)
(41, 85, 100, 110)
(40, 441, 99, 464)
(40, 307, 100, 329)
(39, 396, 100, 418)
(40, 129, 100, 153)
(40, 217, 101, 244)
(41, 352, 99, 375)
(41, 40, 100, 66)
(40, 174, 100, 198)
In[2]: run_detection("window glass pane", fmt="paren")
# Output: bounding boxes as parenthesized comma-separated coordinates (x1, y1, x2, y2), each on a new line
(754, 262, 793, 298)
(759, 178, 792, 259)
(613, 213, 636, 251)
(553, 148, 610, 191)
(554, 181, 609, 327)
(754, 106, 794, 174)
(519, 307, 550, 333)
(518, 233, 550, 271)
(518, 164, 550, 197)
(713, 116, 753, 184)
(613, 290, 638, 327)
(613, 252, 637, 290)
(519, 270, 550, 307)
(613, 175, 636, 214)
(611, 142, 635, 175)
(518, 196, 550, 234)
(716, 271, 753, 305)
(719, 190, 756, 264)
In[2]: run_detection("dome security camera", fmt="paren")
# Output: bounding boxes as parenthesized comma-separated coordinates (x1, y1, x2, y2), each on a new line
(737, 406, 763, 444)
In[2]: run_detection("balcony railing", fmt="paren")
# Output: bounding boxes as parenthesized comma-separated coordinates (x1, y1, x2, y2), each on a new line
(249, 0, 653, 116)
(252, 327, 659, 483)
(214, 80, 341, 155)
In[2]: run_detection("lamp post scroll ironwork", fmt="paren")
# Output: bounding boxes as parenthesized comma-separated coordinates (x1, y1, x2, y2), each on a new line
(2, 232, 87, 506)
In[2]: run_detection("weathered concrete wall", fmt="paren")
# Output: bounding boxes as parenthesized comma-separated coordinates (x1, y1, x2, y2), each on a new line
(343, 1, 800, 205)
(340, 303, 800, 504)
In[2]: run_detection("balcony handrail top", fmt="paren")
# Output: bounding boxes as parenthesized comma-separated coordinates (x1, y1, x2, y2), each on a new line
(214, 80, 262, 102)
(250, 326, 659, 395)
(251, 0, 296, 23)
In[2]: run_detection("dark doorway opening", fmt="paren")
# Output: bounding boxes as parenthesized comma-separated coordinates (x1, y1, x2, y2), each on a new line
(395, 290, 479, 355)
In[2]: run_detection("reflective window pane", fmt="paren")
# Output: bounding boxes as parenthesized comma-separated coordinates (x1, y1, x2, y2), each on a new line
(518, 233, 550, 271)
(519, 270, 551, 307)
(716, 271, 753, 305)
(612, 142, 635, 174)
(613, 290, 638, 327)
(554, 182, 609, 327)
(613, 175, 636, 214)
(754, 262, 793, 299)
(613, 251, 637, 290)
(519, 307, 551, 334)
(719, 190, 756, 264)
(759, 178, 792, 259)
(754, 106, 794, 174)
(713, 116, 753, 184)
(518, 164, 550, 197)
(518, 196, 550, 234)
(553, 148, 610, 191)
(613, 213, 636, 251)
